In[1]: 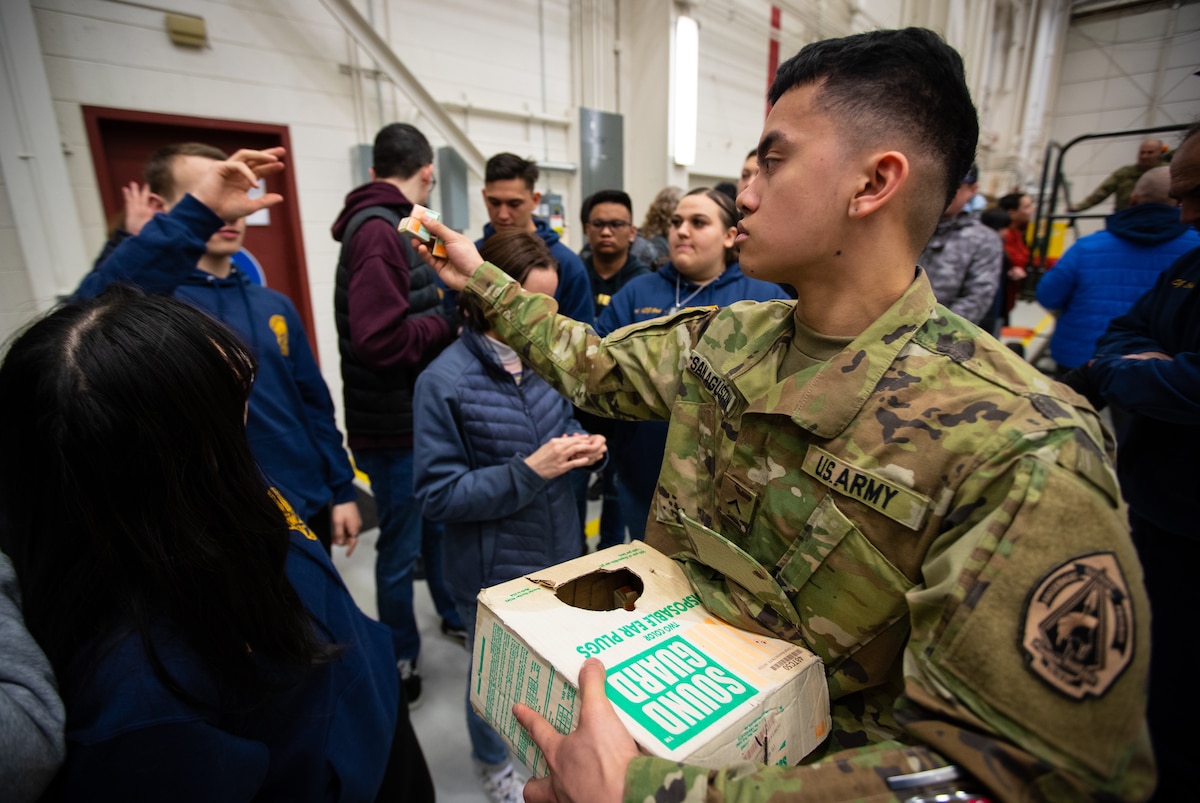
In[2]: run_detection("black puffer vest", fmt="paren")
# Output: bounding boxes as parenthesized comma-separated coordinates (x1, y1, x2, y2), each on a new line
(334, 205, 445, 441)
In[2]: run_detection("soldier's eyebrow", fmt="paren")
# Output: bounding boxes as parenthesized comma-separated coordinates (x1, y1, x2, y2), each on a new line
(757, 132, 786, 166)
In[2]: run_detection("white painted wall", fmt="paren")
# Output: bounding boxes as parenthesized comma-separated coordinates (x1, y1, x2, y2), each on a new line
(0, 163, 38, 344)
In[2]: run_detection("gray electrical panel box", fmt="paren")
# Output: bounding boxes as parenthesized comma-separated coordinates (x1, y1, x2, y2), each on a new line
(436, 146, 470, 232)
(579, 108, 624, 197)
(352, 143, 373, 187)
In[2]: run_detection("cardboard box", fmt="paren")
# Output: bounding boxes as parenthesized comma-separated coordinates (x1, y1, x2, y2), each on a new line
(471, 543, 830, 776)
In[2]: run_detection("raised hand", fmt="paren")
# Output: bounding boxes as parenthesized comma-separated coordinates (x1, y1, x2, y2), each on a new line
(411, 213, 485, 292)
(190, 147, 288, 223)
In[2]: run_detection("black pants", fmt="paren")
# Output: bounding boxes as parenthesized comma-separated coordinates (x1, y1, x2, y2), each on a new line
(374, 686, 434, 802)
(307, 504, 332, 555)
(1129, 510, 1199, 800)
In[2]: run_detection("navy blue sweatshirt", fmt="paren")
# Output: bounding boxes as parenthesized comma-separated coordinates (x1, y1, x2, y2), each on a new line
(76, 196, 356, 521)
(476, 218, 595, 326)
(1092, 245, 1200, 538)
(48, 527, 399, 801)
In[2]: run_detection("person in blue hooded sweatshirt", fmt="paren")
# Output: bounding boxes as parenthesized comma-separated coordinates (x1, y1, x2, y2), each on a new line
(596, 188, 788, 542)
(475, 153, 594, 327)
(76, 143, 361, 556)
(1037, 165, 1200, 373)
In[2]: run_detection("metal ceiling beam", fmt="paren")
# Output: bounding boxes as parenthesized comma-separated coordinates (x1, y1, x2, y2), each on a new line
(318, 0, 486, 178)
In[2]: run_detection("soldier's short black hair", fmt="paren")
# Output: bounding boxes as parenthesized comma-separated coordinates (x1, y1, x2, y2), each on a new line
(486, 153, 539, 190)
(373, 123, 432, 180)
(580, 190, 633, 226)
(769, 28, 978, 245)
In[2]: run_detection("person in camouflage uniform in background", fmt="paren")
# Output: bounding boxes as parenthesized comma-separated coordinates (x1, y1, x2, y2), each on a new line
(1070, 139, 1167, 214)
(416, 28, 1154, 803)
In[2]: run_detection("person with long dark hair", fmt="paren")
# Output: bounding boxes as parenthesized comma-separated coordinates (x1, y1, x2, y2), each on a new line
(0, 285, 431, 800)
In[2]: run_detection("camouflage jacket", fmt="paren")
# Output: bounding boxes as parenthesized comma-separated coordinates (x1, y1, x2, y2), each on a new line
(467, 263, 1153, 802)
(1074, 164, 1149, 213)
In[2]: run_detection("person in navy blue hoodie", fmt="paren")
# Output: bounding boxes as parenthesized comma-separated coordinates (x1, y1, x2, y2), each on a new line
(76, 143, 361, 556)
(1037, 165, 1200, 372)
(596, 188, 788, 542)
(1088, 122, 1200, 801)
(475, 153, 594, 327)
(413, 230, 606, 803)
(0, 281, 431, 800)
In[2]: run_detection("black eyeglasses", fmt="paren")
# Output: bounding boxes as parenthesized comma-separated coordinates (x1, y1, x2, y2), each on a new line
(587, 219, 630, 231)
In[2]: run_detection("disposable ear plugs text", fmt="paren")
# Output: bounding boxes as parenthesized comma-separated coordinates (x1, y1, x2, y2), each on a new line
(471, 544, 831, 777)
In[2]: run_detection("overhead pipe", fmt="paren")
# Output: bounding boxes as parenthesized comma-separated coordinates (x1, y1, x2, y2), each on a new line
(318, 0, 486, 177)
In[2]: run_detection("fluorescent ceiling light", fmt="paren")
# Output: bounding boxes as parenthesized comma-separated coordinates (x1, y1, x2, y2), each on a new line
(673, 15, 698, 166)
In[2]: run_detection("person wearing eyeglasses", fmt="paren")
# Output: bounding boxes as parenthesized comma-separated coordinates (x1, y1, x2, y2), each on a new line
(580, 191, 652, 319)
(574, 191, 653, 551)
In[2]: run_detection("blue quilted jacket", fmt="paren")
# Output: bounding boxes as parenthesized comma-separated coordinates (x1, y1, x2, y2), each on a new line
(1036, 203, 1199, 369)
(413, 328, 592, 604)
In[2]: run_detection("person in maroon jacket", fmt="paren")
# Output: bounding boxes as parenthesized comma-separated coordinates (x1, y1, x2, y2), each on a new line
(330, 123, 465, 708)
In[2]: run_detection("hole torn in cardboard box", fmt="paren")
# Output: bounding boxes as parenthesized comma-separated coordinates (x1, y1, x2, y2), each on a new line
(552, 568, 645, 612)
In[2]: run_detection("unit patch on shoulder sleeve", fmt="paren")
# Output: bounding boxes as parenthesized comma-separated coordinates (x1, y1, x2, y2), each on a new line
(1021, 551, 1133, 700)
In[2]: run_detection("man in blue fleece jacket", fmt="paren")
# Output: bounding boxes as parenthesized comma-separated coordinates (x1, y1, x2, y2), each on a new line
(1090, 121, 1200, 800)
(77, 144, 361, 554)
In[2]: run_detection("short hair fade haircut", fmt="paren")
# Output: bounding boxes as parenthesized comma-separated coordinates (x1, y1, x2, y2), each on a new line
(768, 28, 978, 245)
(580, 190, 633, 226)
(486, 153, 539, 190)
(373, 123, 433, 180)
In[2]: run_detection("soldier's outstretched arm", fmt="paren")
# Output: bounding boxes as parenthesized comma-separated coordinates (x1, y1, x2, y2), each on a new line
(415, 215, 712, 423)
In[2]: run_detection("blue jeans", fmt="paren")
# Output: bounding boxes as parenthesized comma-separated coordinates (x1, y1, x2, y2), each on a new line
(354, 448, 462, 663)
(596, 469, 627, 550)
(456, 601, 511, 766)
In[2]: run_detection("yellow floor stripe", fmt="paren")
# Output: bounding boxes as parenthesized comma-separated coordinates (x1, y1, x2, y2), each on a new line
(1022, 314, 1054, 348)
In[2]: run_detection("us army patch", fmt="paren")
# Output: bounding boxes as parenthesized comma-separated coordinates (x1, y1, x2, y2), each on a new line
(1021, 552, 1133, 700)
(800, 446, 930, 530)
(687, 354, 738, 415)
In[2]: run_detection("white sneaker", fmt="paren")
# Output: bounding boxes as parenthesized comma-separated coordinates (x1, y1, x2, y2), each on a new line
(476, 761, 524, 803)
(397, 659, 422, 710)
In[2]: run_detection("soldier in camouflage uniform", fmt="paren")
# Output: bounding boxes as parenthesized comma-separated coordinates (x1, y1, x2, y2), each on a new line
(416, 28, 1154, 803)
(1070, 139, 1166, 213)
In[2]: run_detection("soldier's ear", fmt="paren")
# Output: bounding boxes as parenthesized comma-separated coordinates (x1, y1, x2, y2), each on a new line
(849, 150, 908, 221)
